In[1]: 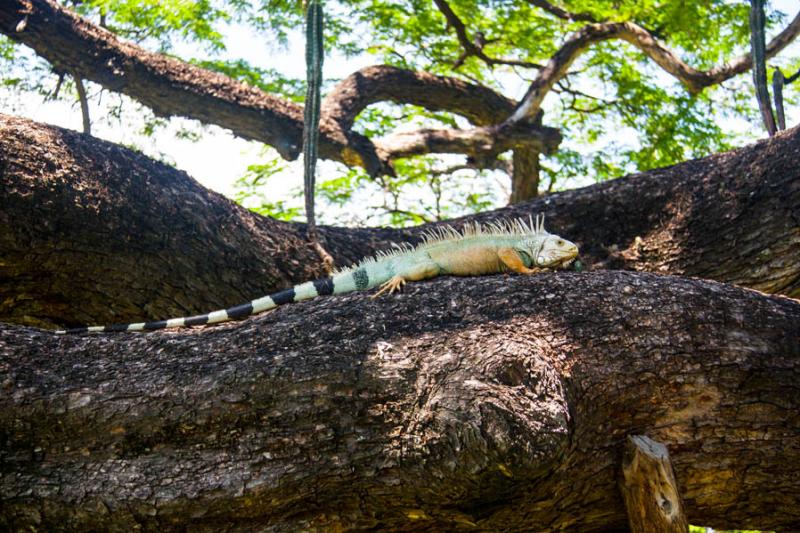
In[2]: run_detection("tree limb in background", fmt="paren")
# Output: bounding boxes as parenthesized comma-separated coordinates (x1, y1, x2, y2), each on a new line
(773, 66, 800, 131)
(0, 0, 554, 177)
(0, 0, 389, 175)
(431, 0, 542, 69)
(72, 74, 91, 135)
(2, 0, 798, 181)
(302, 0, 333, 272)
(773, 67, 786, 130)
(524, 0, 597, 22)
(750, 0, 776, 136)
(322, 65, 517, 130)
(507, 12, 800, 124)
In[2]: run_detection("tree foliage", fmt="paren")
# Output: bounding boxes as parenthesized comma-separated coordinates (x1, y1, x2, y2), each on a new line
(0, 0, 798, 225)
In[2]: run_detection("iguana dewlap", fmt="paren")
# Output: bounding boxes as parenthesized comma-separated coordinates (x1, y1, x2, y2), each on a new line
(57, 216, 578, 333)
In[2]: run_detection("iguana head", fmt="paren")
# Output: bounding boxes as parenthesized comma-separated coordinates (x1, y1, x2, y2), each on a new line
(532, 234, 579, 268)
(516, 215, 579, 269)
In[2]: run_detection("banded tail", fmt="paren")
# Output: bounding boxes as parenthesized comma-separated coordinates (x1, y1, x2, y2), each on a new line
(56, 268, 376, 334)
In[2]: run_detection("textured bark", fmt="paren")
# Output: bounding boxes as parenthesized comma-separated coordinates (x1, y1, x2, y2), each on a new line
(1, 113, 798, 330)
(1, 272, 798, 531)
(375, 121, 559, 161)
(486, 123, 800, 298)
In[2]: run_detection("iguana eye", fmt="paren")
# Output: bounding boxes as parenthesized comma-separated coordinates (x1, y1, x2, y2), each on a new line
(557, 239, 564, 246)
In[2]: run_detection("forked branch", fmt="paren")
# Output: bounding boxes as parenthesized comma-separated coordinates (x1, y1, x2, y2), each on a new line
(508, 13, 800, 123)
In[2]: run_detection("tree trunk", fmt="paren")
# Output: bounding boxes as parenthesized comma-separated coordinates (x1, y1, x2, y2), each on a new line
(1, 113, 798, 329)
(1, 271, 798, 531)
(620, 435, 689, 532)
(509, 147, 540, 203)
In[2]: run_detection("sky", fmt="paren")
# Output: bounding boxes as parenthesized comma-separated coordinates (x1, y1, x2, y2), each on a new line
(4, 0, 800, 215)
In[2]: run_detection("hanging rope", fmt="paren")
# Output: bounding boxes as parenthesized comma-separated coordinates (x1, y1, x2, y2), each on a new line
(773, 67, 786, 131)
(303, 0, 334, 272)
(773, 66, 800, 132)
(749, 0, 777, 136)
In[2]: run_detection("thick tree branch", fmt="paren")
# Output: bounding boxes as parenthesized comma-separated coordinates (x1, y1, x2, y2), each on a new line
(0, 0, 562, 177)
(0, 0, 387, 169)
(1, 114, 798, 329)
(377, 120, 561, 161)
(322, 65, 517, 130)
(508, 13, 800, 122)
(0, 113, 407, 329)
(1, 272, 798, 530)
(487, 126, 800, 297)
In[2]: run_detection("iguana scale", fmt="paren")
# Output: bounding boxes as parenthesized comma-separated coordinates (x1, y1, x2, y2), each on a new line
(56, 216, 578, 334)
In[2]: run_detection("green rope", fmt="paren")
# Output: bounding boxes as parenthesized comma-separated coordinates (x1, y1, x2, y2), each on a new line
(303, 0, 324, 241)
(771, 66, 800, 131)
(773, 67, 785, 131)
(749, 0, 776, 136)
(301, 0, 333, 271)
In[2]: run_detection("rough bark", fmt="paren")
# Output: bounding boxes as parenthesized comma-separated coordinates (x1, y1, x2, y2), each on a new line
(487, 124, 800, 298)
(374, 120, 558, 161)
(1, 113, 798, 329)
(1, 271, 798, 531)
(322, 65, 517, 130)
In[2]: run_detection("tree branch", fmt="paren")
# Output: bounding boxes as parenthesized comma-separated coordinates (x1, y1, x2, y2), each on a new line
(524, 0, 597, 23)
(322, 65, 517, 130)
(1, 272, 798, 530)
(0, 0, 392, 175)
(507, 13, 800, 123)
(1, 114, 798, 329)
(431, 0, 542, 70)
(509, 147, 540, 202)
(72, 73, 91, 134)
(0, 0, 561, 177)
(377, 121, 561, 161)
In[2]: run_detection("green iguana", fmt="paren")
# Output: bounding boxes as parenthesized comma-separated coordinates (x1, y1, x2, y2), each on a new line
(56, 216, 578, 334)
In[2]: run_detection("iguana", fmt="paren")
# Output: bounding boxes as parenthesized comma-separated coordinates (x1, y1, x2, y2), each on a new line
(56, 216, 578, 334)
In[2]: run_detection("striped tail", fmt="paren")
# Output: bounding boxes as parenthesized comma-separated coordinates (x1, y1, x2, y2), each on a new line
(55, 274, 353, 334)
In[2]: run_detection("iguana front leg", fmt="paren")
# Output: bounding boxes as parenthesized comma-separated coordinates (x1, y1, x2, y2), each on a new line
(372, 260, 441, 298)
(498, 247, 545, 275)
